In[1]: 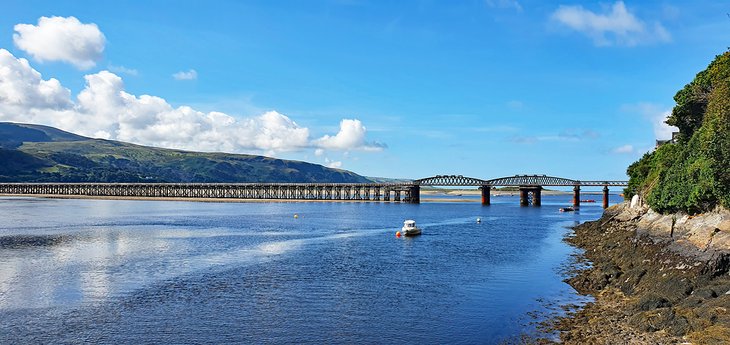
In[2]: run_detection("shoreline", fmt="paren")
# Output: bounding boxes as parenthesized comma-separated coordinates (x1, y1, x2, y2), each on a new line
(548, 203, 730, 344)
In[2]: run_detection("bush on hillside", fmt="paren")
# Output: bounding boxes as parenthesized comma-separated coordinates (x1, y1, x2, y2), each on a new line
(626, 51, 730, 214)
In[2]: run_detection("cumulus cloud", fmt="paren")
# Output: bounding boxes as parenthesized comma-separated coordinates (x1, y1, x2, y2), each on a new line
(0, 49, 72, 110)
(550, 1, 671, 46)
(324, 158, 343, 169)
(0, 49, 384, 156)
(173, 69, 197, 80)
(313, 119, 386, 151)
(13, 16, 105, 69)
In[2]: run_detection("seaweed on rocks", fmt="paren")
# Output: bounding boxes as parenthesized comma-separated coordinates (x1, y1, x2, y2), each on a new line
(554, 203, 730, 344)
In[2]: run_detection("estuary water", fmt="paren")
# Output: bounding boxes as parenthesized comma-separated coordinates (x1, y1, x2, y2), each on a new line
(0, 194, 618, 344)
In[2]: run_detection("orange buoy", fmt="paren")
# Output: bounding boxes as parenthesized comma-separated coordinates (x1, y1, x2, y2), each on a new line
(395, 231, 401, 238)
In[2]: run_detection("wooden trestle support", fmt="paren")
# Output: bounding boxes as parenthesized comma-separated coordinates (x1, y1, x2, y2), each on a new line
(0, 183, 422, 203)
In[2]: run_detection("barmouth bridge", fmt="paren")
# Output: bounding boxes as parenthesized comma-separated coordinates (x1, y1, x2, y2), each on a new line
(0, 175, 628, 208)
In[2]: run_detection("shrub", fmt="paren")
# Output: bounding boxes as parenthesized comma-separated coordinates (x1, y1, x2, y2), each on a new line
(627, 51, 730, 214)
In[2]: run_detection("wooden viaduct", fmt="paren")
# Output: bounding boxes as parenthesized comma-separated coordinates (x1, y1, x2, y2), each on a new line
(0, 174, 628, 208)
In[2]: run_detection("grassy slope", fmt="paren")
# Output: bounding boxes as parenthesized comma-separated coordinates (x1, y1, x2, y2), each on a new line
(0, 122, 370, 183)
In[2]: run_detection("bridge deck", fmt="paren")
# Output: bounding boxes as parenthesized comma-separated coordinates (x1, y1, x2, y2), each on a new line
(0, 175, 627, 203)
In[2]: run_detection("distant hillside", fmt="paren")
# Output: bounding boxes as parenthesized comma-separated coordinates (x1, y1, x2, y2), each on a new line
(0, 122, 371, 183)
(366, 176, 414, 184)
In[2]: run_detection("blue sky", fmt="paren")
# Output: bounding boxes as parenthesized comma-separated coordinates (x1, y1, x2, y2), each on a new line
(0, 1, 728, 181)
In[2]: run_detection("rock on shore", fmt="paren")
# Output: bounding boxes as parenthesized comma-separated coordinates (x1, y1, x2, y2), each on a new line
(555, 202, 730, 344)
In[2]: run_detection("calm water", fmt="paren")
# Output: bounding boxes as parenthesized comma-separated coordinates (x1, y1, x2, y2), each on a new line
(0, 194, 619, 344)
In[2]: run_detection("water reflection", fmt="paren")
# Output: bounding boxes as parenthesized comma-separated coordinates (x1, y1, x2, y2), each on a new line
(0, 195, 619, 343)
(0, 226, 178, 308)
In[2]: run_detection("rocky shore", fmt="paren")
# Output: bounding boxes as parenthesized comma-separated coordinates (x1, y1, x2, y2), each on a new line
(553, 202, 730, 344)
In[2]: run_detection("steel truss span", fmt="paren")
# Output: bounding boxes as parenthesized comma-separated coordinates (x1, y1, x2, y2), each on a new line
(415, 174, 627, 187)
(414, 175, 489, 186)
(486, 175, 578, 186)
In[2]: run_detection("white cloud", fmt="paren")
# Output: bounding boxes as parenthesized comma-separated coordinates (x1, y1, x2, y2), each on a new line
(243, 111, 310, 152)
(651, 110, 676, 140)
(550, 1, 671, 46)
(107, 64, 139, 76)
(314, 148, 325, 156)
(314, 119, 386, 151)
(621, 102, 677, 140)
(13, 16, 105, 69)
(0, 49, 72, 110)
(612, 144, 634, 154)
(324, 158, 343, 169)
(0, 49, 384, 156)
(173, 69, 197, 80)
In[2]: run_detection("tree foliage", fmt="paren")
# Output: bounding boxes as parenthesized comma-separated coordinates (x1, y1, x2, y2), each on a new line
(626, 51, 730, 214)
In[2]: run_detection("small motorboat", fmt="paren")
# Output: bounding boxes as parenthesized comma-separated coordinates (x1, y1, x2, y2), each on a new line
(401, 220, 422, 236)
(580, 199, 596, 203)
(559, 207, 575, 212)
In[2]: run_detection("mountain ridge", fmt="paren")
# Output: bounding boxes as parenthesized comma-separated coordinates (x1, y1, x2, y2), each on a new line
(0, 122, 371, 183)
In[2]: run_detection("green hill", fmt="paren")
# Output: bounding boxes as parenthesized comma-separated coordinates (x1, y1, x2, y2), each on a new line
(626, 51, 730, 214)
(0, 122, 371, 183)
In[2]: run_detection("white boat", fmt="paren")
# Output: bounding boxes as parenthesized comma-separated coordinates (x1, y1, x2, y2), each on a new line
(401, 220, 422, 236)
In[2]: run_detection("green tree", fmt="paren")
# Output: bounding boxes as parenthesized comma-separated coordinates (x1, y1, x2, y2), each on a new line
(628, 50, 730, 214)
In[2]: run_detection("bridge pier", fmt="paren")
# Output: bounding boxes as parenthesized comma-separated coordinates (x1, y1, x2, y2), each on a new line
(407, 185, 420, 203)
(573, 185, 581, 208)
(480, 185, 491, 205)
(520, 188, 528, 206)
(519, 186, 542, 206)
(603, 186, 609, 209)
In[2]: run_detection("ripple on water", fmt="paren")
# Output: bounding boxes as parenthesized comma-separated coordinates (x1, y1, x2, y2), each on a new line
(0, 195, 620, 344)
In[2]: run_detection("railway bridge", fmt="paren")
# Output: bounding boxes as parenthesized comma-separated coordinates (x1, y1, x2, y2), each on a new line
(0, 174, 628, 208)
(413, 174, 628, 208)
